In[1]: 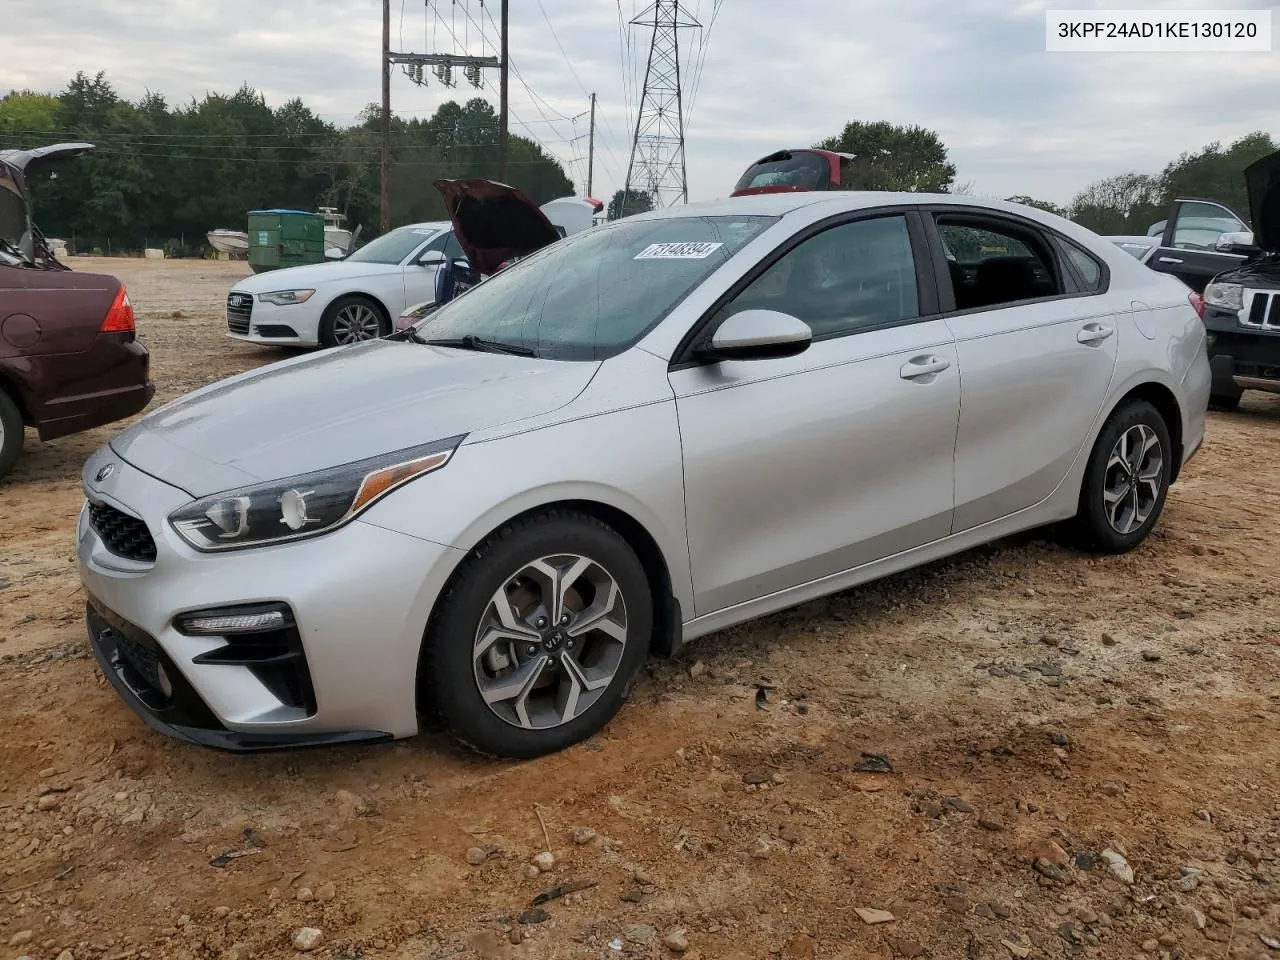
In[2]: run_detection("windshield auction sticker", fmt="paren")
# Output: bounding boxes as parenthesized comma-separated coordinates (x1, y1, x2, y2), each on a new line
(634, 241, 725, 260)
(1046, 9, 1271, 51)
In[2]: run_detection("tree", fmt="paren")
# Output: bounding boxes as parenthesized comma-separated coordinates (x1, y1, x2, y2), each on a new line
(817, 121, 957, 193)
(1004, 195, 1068, 218)
(1069, 173, 1163, 235)
(1159, 132, 1277, 217)
(607, 188, 653, 220)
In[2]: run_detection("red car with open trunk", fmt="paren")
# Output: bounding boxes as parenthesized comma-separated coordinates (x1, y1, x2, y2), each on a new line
(0, 143, 154, 480)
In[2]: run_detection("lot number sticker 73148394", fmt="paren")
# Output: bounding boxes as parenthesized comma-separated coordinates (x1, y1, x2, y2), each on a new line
(634, 241, 725, 260)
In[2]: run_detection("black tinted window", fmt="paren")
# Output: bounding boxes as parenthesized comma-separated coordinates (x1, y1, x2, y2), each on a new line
(719, 215, 920, 338)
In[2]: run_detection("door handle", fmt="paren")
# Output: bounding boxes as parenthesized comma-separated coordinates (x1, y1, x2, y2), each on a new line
(900, 355, 951, 380)
(1158, 256, 1184, 264)
(1077, 323, 1115, 345)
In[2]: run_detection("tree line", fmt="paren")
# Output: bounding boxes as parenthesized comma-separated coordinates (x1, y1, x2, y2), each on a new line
(0, 72, 574, 255)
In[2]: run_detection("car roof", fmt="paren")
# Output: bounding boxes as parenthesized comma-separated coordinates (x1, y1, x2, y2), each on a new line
(395, 221, 452, 232)
(629, 191, 1078, 223)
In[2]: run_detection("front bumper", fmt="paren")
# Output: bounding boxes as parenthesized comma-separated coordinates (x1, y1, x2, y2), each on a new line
(1204, 307, 1280, 397)
(226, 293, 320, 348)
(77, 450, 465, 751)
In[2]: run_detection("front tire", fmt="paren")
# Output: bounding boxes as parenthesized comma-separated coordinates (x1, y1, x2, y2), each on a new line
(0, 389, 24, 481)
(420, 510, 653, 758)
(319, 295, 387, 347)
(1067, 399, 1172, 554)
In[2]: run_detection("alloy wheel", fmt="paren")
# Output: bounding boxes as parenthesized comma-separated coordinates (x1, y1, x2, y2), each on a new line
(1103, 423, 1163, 535)
(472, 553, 629, 730)
(332, 303, 383, 344)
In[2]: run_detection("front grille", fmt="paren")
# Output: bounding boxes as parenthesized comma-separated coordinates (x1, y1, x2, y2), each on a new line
(227, 292, 253, 335)
(1242, 290, 1280, 331)
(88, 501, 157, 563)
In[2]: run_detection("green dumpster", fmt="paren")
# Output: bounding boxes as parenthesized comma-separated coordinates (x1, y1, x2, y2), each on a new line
(246, 209, 325, 274)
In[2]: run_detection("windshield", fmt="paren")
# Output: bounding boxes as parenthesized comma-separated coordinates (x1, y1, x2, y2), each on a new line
(734, 151, 833, 193)
(345, 225, 439, 264)
(417, 214, 776, 360)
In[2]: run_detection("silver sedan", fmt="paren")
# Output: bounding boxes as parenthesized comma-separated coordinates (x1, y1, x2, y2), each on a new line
(77, 191, 1210, 757)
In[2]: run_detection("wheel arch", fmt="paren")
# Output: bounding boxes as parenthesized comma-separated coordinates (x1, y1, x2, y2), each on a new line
(324, 290, 392, 328)
(1112, 381, 1184, 482)
(0, 369, 33, 426)
(419, 497, 684, 676)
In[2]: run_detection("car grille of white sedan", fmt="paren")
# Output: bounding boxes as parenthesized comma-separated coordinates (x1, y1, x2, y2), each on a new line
(227, 292, 253, 335)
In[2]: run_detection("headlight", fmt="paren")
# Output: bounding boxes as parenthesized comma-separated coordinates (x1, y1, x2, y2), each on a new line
(258, 289, 315, 306)
(168, 436, 464, 552)
(1203, 282, 1243, 312)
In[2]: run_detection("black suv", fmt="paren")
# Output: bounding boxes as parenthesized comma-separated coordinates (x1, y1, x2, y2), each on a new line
(1142, 153, 1280, 411)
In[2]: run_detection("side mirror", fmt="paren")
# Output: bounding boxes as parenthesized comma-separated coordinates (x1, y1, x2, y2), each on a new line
(418, 249, 446, 266)
(324, 248, 344, 261)
(698, 309, 812, 362)
(1216, 231, 1259, 256)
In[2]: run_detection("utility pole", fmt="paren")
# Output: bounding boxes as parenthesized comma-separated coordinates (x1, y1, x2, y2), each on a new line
(587, 92, 597, 198)
(622, 1, 699, 217)
(380, 0, 391, 233)
(499, 0, 510, 181)
(381, 1, 505, 224)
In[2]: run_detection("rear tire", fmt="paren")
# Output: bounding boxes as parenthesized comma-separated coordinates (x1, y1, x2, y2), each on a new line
(1208, 392, 1241, 412)
(420, 510, 652, 759)
(1066, 399, 1172, 554)
(318, 295, 387, 348)
(0, 388, 24, 481)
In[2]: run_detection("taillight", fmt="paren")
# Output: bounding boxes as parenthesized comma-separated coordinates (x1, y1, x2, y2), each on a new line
(1188, 291, 1205, 320)
(101, 284, 136, 333)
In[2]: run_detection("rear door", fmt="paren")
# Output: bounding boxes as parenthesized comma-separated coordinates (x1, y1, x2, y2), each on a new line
(1148, 199, 1249, 292)
(923, 209, 1121, 533)
(670, 210, 960, 615)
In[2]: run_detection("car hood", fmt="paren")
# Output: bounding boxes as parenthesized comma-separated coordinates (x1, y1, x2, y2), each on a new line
(434, 178, 562, 274)
(0, 142, 94, 198)
(1245, 150, 1280, 253)
(108, 340, 599, 498)
(230, 259, 403, 293)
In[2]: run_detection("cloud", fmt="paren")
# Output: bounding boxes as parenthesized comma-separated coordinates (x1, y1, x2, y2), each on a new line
(3, 0, 1278, 206)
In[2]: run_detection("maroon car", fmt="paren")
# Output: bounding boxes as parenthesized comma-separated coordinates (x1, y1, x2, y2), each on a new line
(731, 148, 856, 197)
(0, 143, 154, 480)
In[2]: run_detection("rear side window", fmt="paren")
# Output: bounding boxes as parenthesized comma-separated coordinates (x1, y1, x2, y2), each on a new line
(1062, 242, 1105, 293)
(937, 219, 1062, 311)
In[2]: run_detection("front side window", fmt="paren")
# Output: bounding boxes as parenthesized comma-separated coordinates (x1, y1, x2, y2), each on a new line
(1171, 201, 1247, 251)
(416, 214, 776, 360)
(715, 215, 920, 338)
(346, 225, 439, 264)
(937, 220, 1061, 311)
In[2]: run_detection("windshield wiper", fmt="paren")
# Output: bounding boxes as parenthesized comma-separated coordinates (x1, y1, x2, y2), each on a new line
(422, 334, 536, 357)
(0, 236, 34, 267)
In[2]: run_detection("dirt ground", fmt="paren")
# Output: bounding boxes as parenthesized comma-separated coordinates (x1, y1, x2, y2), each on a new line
(1, 257, 1278, 960)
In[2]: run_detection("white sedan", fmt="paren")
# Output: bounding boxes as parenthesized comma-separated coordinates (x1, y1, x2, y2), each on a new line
(225, 221, 459, 347)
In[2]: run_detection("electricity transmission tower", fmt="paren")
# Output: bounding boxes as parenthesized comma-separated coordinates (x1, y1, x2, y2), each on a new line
(622, 1, 701, 215)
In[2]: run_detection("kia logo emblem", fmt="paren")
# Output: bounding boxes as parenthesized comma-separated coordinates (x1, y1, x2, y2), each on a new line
(95, 463, 115, 483)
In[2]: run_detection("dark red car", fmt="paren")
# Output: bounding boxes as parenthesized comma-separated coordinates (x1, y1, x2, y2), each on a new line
(731, 148, 856, 197)
(0, 143, 154, 480)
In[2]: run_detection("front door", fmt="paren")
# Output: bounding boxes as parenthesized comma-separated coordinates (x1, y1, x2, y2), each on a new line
(670, 212, 960, 616)
(928, 212, 1121, 532)
(1149, 199, 1249, 292)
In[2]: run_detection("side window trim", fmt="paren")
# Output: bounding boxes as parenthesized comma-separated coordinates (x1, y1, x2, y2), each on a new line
(920, 206, 1108, 318)
(1052, 236, 1111, 296)
(670, 205, 937, 368)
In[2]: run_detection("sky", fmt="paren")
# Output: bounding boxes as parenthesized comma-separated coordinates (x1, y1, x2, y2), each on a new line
(3, 0, 1279, 208)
